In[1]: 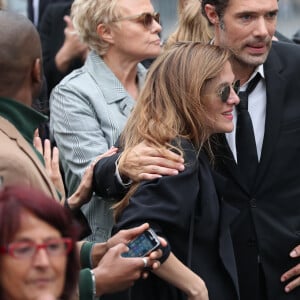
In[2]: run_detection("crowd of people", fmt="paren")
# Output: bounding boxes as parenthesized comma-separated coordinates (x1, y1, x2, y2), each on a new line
(1, 0, 300, 299)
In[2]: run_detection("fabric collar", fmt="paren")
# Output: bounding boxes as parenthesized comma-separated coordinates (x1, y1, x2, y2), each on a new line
(240, 65, 265, 91)
(0, 97, 47, 144)
(84, 51, 147, 104)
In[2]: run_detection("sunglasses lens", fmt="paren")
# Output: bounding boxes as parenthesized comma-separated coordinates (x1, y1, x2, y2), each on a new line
(233, 80, 240, 94)
(219, 81, 240, 102)
(143, 14, 151, 27)
(220, 85, 230, 102)
(144, 13, 160, 28)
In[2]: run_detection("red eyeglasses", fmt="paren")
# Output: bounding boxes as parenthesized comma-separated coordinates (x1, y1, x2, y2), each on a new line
(0, 238, 73, 259)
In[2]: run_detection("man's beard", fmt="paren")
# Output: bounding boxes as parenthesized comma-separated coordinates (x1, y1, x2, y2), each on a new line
(228, 38, 272, 69)
(219, 19, 272, 68)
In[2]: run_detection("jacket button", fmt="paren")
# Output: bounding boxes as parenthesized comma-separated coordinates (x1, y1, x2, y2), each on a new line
(248, 238, 256, 247)
(250, 198, 257, 208)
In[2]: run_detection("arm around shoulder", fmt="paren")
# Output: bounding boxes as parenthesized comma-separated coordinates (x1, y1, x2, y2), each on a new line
(93, 152, 129, 198)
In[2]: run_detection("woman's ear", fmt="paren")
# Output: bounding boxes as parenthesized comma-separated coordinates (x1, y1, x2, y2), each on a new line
(97, 23, 115, 44)
(204, 4, 220, 25)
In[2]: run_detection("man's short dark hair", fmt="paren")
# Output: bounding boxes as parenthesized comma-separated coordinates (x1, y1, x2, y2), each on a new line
(201, 0, 230, 24)
(201, 0, 280, 24)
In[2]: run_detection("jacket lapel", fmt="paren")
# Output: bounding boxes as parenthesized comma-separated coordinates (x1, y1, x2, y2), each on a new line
(0, 118, 58, 200)
(212, 134, 249, 193)
(85, 51, 146, 117)
(253, 45, 286, 191)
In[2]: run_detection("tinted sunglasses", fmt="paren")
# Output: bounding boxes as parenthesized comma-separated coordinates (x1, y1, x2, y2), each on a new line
(111, 12, 160, 29)
(217, 80, 240, 102)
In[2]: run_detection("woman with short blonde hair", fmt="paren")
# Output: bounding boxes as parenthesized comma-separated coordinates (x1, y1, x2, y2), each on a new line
(50, 0, 162, 242)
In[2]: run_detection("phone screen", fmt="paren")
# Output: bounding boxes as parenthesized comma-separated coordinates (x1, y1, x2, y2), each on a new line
(122, 228, 160, 257)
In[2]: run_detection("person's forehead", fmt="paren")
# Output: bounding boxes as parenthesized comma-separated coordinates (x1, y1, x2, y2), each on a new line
(12, 210, 61, 241)
(117, 0, 154, 15)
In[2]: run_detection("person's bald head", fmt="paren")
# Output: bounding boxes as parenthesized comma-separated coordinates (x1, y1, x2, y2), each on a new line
(0, 11, 42, 105)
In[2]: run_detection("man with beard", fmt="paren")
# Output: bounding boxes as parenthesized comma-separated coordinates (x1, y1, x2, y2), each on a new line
(92, 0, 300, 299)
(199, 0, 300, 299)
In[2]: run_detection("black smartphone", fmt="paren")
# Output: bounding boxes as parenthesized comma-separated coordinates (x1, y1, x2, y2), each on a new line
(122, 228, 161, 257)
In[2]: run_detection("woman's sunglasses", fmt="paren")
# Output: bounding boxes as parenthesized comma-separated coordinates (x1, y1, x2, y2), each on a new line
(217, 80, 240, 103)
(111, 12, 160, 30)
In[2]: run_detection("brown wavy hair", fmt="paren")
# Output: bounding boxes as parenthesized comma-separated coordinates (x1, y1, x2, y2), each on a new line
(114, 42, 230, 219)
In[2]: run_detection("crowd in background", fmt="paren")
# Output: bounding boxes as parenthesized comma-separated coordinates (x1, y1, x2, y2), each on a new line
(1, 0, 300, 300)
(3, 0, 300, 40)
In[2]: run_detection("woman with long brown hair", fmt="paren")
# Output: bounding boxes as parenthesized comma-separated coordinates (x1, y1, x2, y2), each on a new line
(113, 42, 241, 300)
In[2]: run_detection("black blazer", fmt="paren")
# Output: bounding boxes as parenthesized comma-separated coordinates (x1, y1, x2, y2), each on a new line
(27, 0, 70, 27)
(39, 1, 83, 96)
(113, 139, 240, 300)
(213, 41, 300, 300)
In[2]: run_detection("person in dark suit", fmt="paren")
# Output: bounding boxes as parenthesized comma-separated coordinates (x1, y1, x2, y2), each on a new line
(27, 0, 69, 27)
(201, 1, 300, 299)
(106, 43, 241, 300)
(39, 1, 87, 97)
(92, 0, 300, 299)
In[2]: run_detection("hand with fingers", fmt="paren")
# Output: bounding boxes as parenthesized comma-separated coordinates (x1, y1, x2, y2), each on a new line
(34, 129, 118, 207)
(67, 147, 118, 209)
(92, 243, 163, 296)
(281, 244, 300, 293)
(55, 15, 89, 73)
(118, 140, 185, 182)
(33, 132, 66, 200)
(91, 223, 167, 269)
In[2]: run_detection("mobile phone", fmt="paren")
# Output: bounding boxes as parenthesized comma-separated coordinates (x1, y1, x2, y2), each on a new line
(121, 228, 161, 257)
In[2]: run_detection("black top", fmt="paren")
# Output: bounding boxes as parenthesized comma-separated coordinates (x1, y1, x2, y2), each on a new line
(113, 138, 240, 300)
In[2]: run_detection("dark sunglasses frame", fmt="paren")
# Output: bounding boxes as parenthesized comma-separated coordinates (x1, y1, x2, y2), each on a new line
(111, 12, 160, 29)
(218, 80, 240, 103)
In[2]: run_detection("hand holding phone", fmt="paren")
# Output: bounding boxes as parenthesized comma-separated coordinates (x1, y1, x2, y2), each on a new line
(121, 228, 161, 257)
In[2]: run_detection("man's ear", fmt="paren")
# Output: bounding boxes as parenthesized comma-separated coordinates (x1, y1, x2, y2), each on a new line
(204, 4, 220, 25)
(97, 23, 115, 44)
(32, 58, 42, 85)
(31, 58, 43, 99)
